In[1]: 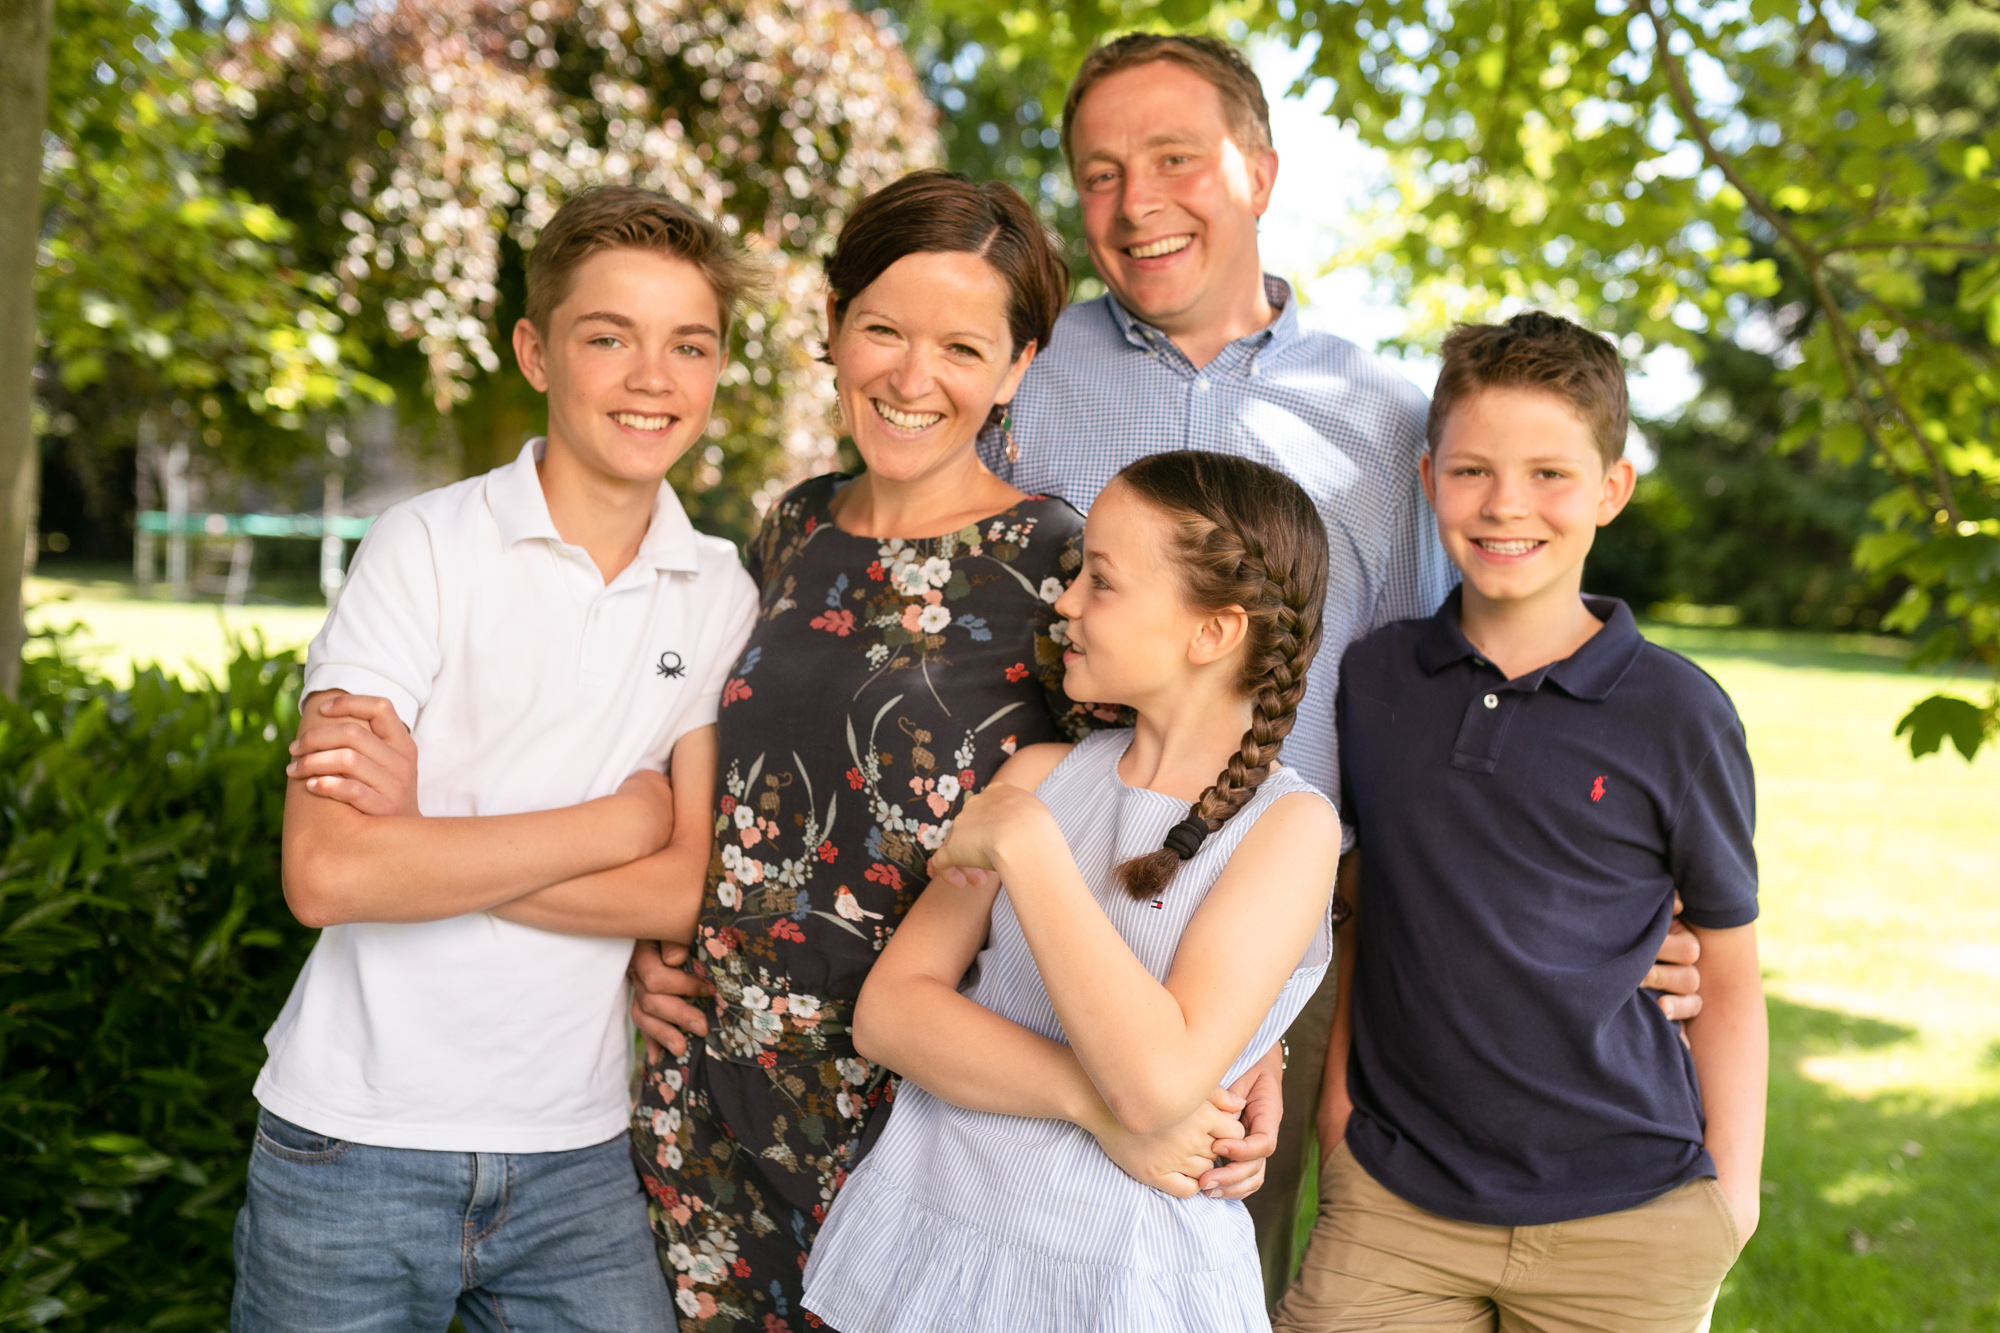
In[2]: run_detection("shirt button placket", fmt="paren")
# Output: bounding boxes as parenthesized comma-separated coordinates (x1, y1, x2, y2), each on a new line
(1451, 684, 1515, 773)
(580, 581, 615, 684)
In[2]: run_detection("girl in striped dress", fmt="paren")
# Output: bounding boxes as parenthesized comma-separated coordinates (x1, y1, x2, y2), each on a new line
(802, 451, 1343, 1332)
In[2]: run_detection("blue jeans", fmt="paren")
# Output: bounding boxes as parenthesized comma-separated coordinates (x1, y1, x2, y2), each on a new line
(231, 1110, 672, 1332)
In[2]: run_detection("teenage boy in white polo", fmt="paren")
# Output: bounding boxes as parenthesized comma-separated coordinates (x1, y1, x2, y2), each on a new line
(230, 187, 761, 1332)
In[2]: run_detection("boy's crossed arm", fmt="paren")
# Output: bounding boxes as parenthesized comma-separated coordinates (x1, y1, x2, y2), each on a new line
(283, 690, 713, 940)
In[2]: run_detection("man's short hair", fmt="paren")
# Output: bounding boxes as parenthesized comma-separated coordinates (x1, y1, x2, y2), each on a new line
(1060, 33, 1273, 169)
(1427, 312, 1631, 465)
(525, 186, 762, 334)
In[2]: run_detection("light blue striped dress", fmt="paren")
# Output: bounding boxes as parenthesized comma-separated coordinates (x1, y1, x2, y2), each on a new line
(802, 728, 1335, 1332)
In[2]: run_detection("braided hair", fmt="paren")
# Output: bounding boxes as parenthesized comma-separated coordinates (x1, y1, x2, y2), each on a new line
(1111, 452, 1330, 901)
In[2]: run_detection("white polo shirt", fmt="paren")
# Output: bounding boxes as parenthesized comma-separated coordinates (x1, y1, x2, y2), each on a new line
(254, 439, 758, 1152)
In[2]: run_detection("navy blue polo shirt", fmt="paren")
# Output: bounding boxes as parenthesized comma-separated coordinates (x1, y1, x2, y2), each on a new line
(1338, 590, 1757, 1227)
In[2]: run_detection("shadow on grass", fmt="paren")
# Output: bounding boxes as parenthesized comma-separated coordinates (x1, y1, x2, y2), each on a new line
(1636, 622, 1946, 678)
(1715, 997, 2000, 1332)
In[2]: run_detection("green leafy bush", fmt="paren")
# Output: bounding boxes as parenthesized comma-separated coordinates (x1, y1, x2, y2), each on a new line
(0, 637, 312, 1330)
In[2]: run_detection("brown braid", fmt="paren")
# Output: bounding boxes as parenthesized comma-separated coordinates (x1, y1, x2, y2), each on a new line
(1110, 453, 1330, 900)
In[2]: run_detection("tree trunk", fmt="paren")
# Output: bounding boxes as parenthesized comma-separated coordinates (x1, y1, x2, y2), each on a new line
(0, 0, 53, 699)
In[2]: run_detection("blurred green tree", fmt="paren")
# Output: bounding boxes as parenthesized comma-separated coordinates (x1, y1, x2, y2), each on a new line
(35, 0, 390, 513)
(220, 0, 940, 546)
(1588, 335, 1907, 632)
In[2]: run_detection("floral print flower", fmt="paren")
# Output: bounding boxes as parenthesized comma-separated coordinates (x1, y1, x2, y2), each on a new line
(810, 608, 855, 636)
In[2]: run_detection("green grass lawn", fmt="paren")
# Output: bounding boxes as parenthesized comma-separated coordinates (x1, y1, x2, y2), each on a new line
(25, 566, 332, 683)
(24, 575, 2000, 1325)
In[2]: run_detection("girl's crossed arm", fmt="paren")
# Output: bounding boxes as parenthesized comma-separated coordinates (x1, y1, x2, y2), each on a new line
(928, 762, 1340, 1138)
(854, 744, 1260, 1199)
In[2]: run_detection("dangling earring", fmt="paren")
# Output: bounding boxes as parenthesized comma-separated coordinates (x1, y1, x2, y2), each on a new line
(1000, 405, 1018, 466)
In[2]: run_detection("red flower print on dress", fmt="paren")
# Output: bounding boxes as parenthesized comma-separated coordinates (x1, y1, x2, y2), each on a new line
(768, 919, 806, 942)
(810, 608, 856, 636)
(1004, 662, 1029, 682)
(722, 677, 753, 707)
(817, 842, 839, 863)
(845, 766, 865, 790)
(802, 516, 817, 535)
(757, 1051, 778, 1069)
(864, 862, 904, 892)
(719, 795, 736, 814)
(764, 1317, 792, 1333)
(733, 1258, 753, 1278)
(866, 560, 885, 581)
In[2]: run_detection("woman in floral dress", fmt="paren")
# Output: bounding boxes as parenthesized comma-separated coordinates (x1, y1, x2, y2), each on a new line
(628, 172, 1106, 1330)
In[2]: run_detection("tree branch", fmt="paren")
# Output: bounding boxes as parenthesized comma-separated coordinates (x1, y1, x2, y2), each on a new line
(1822, 240, 2000, 255)
(1633, 0, 1964, 525)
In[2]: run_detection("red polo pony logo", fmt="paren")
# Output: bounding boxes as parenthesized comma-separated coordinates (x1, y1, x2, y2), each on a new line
(1590, 775, 1607, 803)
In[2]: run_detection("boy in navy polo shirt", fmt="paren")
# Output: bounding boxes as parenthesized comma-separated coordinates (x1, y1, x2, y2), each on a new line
(1274, 312, 1766, 1333)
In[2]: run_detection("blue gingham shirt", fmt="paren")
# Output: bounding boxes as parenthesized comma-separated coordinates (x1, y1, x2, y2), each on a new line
(980, 276, 1455, 800)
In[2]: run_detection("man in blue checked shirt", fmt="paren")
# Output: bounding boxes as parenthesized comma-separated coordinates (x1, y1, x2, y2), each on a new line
(974, 32, 1709, 1301)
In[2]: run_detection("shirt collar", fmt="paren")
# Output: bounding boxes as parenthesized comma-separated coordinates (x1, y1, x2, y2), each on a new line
(1415, 588, 1644, 701)
(486, 438, 702, 574)
(1104, 273, 1300, 363)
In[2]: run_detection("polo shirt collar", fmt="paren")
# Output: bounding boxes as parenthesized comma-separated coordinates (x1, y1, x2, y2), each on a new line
(1105, 273, 1300, 363)
(486, 438, 703, 574)
(1415, 588, 1645, 701)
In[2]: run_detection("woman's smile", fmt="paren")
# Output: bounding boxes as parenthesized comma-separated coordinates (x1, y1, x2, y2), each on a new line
(870, 398, 945, 435)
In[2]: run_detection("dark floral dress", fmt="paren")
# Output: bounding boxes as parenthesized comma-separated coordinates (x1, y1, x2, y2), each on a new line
(631, 474, 1105, 1331)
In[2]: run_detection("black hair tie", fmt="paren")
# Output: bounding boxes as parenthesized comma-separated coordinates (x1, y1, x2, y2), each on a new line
(1163, 817, 1211, 861)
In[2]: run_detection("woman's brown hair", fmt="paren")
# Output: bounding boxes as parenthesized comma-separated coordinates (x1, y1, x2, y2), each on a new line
(1110, 452, 1330, 900)
(823, 170, 1070, 362)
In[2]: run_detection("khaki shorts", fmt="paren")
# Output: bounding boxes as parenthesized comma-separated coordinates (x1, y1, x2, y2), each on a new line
(1271, 1140, 1741, 1333)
